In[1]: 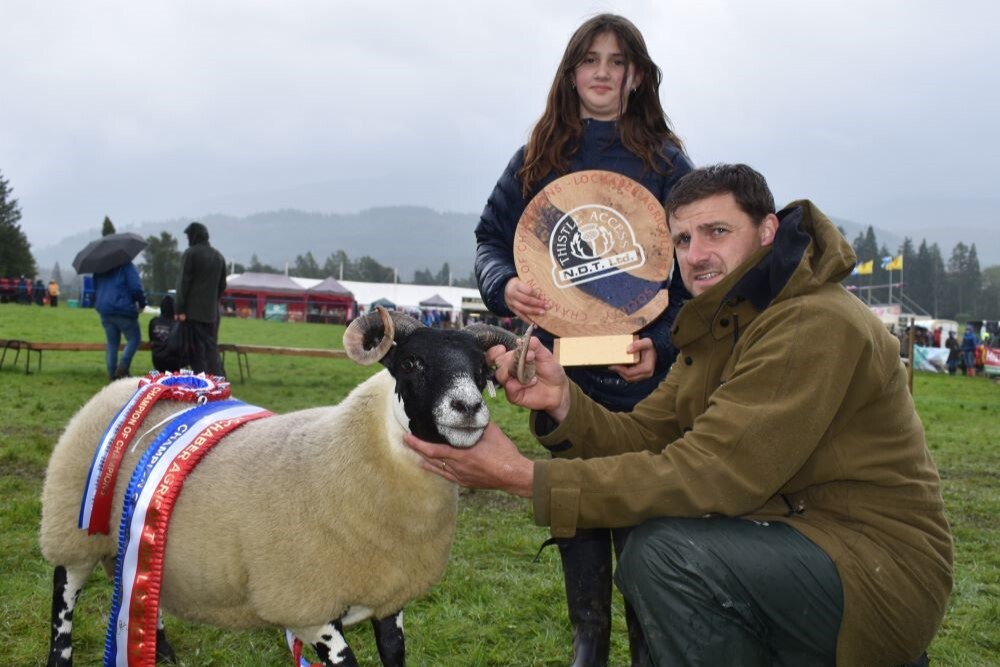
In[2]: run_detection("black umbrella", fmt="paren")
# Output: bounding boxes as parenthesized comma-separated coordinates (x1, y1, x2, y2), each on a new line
(72, 233, 148, 274)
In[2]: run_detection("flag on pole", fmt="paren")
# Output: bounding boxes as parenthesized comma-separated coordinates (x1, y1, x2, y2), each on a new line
(880, 256, 894, 270)
(855, 260, 874, 275)
(886, 254, 903, 271)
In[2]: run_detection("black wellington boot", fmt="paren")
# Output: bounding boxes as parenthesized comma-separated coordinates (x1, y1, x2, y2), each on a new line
(559, 529, 613, 667)
(613, 526, 651, 667)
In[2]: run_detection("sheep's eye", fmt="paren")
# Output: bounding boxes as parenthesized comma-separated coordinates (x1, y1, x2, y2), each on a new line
(399, 358, 421, 373)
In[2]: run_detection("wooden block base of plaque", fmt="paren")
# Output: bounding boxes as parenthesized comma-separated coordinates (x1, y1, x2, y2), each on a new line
(554, 334, 638, 367)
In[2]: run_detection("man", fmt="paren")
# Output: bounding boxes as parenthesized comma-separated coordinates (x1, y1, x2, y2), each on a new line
(175, 221, 227, 375)
(406, 165, 952, 666)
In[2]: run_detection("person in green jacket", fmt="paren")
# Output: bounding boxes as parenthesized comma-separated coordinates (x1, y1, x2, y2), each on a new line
(406, 164, 952, 666)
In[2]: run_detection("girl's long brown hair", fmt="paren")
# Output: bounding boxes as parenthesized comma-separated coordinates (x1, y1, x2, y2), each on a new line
(518, 14, 685, 198)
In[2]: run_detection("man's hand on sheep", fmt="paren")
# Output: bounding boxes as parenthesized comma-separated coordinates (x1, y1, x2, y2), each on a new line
(487, 336, 572, 422)
(404, 422, 534, 498)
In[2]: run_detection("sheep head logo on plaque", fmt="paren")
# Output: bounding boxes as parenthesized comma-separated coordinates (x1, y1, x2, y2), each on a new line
(513, 170, 673, 365)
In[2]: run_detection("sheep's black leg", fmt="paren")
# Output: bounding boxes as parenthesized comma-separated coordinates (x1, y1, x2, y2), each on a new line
(372, 609, 405, 667)
(155, 610, 177, 664)
(305, 619, 360, 667)
(47, 564, 92, 667)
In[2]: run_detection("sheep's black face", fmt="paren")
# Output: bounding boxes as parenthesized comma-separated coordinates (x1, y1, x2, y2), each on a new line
(386, 329, 491, 448)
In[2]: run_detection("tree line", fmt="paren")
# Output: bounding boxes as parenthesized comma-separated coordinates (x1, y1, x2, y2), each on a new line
(1, 168, 996, 319)
(138, 238, 479, 297)
(842, 225, 997, 321)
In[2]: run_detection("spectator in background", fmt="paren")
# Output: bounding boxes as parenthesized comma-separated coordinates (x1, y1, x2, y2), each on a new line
(93, 261, 147, 380)
(33, 279, 46, 306)
(16, 275, 29, 304)
(175, 221, 227, 376)
(149, 295, 183, 373)
(48, 279, 59, 307)
(961, 325, 979, 377)
(945, 331, 960, 375)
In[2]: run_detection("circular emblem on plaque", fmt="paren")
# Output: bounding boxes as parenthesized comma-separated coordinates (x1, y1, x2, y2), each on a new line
(513, 170, 673, 337)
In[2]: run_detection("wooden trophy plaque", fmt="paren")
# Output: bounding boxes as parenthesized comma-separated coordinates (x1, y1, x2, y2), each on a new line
(513, 170, 673, 366)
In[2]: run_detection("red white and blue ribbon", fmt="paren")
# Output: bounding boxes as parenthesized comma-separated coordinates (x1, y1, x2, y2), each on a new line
(103, 398, 272, 667)
(285, 630, 322, 667)
(78, 372, 230, 535)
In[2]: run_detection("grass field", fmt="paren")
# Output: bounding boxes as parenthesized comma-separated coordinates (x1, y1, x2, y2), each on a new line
(1, 303, 997, 666)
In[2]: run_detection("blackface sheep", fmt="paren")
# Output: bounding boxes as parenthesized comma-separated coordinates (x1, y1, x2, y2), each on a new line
(39, 308, 531, 667)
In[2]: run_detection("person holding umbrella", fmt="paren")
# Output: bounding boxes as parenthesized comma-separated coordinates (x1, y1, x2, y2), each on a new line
(74, 232, 150, 380)
(93, 260, 147, 380)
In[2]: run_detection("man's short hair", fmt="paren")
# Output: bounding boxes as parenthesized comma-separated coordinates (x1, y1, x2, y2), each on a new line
(664, 163, 776, 226)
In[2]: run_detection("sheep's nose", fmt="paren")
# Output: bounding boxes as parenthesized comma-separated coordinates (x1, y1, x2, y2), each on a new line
(450, 397, 483, 416)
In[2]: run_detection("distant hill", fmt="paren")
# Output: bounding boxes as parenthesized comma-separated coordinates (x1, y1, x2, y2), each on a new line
(34, 206, 484, 281)
(32, 204, 1000, 282)
(840, 196, 999, 266)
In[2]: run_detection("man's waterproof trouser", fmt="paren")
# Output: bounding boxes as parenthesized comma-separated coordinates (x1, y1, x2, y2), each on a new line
(187, 319, 224, 376)
(615, 516, 843, 667)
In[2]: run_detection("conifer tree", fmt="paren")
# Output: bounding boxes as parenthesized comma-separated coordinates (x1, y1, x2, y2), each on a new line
(0, 171, 37, 278)
(101, 216, 116, 236)
(140, 232, 182, 297)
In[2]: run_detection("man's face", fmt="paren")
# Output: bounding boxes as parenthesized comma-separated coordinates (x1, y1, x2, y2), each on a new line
(669, 193, 778, 297)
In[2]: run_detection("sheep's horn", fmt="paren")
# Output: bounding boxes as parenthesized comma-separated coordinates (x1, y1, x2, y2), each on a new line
(466, 323, 536, 384)
(387, 311, 422, 339)
(343, 306, 396, 365)
(466, 323, 520, 351)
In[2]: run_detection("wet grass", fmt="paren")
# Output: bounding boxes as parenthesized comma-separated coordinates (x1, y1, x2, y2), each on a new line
(1, 303, 997, 665)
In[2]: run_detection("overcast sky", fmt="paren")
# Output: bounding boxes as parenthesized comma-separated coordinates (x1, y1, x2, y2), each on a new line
(3, 0, 997, 251)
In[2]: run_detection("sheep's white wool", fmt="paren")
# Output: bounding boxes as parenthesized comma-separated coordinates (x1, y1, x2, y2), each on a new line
(341, 605, 374, 626)
(390, 390, 410, 433)
(433, 373, 488, 448)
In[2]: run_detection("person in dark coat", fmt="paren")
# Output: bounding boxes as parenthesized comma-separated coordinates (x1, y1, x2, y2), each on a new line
(175, 222, 227, 376)
(33, 279, 46, 305)
(93, 261, 147, 379)
(16, 275, 30, 304)
(945, 331, 961, 375)
(148, 295, 183, 372)
(473, 14, 692, 667)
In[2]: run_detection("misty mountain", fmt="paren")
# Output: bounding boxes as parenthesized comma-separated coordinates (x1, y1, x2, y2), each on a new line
(32, 204, 1000, 283)
(34, 207, 485, 281)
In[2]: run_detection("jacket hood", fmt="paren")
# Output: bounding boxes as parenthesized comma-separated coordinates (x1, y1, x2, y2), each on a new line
(184, 222, 210, 245)
(725, 199, 856, 311)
